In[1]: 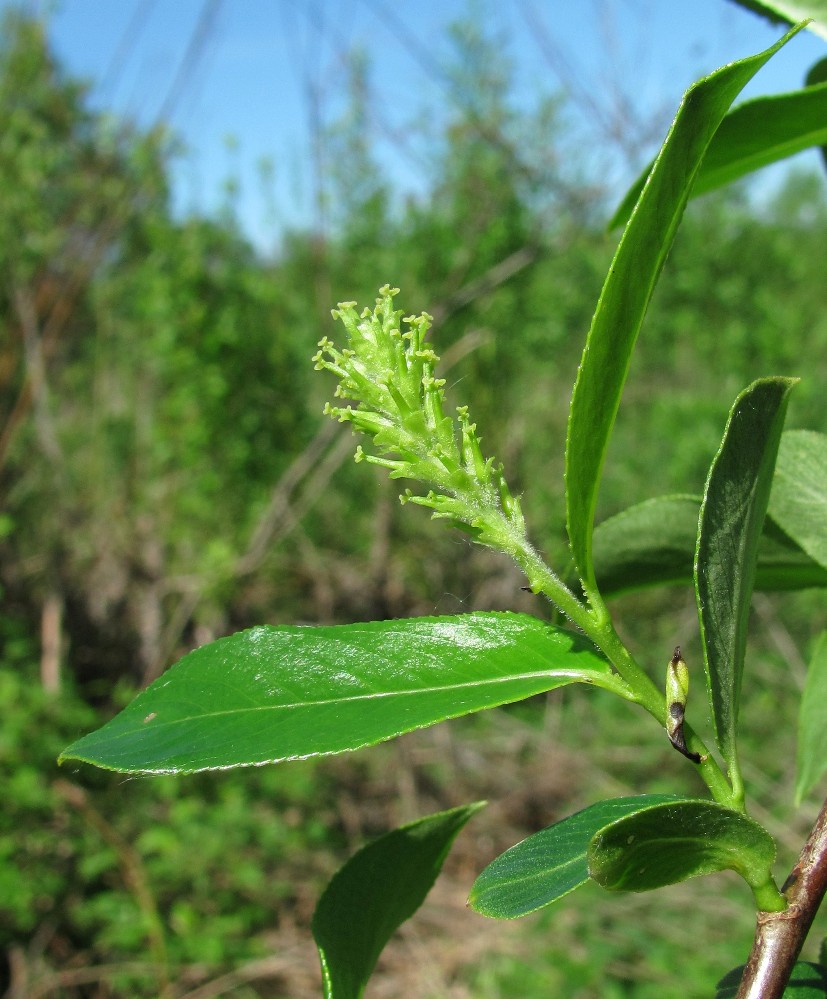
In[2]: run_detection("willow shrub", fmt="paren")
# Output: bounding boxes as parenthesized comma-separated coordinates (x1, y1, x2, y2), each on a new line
(62, 22, 827, 999)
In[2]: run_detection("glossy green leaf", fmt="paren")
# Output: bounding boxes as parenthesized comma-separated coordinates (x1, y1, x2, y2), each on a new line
(610, 81, 827, 228)
(808, 54, 827, 84)
(806, 56, 827, 171)
(468, 795, 679, 919)
(313, 803, 483, 999)
(695, 378, 797, 778)
(717, 961, 827, 999)
(565, 25, 801, 592)
(588, 799, 782, 909)
(796, 631, 827, 804)
(592, 494, 827, 598)
(727, 1, 827, 40)
(769, 430, 827, 572)
(59, 612, 618, 775)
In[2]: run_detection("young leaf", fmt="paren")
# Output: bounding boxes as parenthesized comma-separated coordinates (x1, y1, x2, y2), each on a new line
(313, 803, 484, 999)
(610, 81, 827, 228)
(565, 25, 802, 594)
(592, 495, 827, 598)
(795, 630, 827, 805)
(769, 430, 827, 572)
(695, 378, 797, 791)
(59, 612, 622, 775)
(716, 961, 827, 999)
(726, 1, 827, 40)
(588, 799, 784, 911)
(468, 795, 680, 919)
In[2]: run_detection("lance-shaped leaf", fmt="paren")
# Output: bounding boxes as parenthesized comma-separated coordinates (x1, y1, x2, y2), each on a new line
(565, 25, 802, 593)
(727, 1, 827, 40)
(592, 494, 827, 598)
(468, 795, 680, 919)
(313, 803, 484, 999)
(695, 378, 797, 781)
(796, 630, 827, 805)
(610, 81, 827, 228)
(59, 612, 620, 775)
(769, 430, 827, 573)
(588, 799, 784, 911)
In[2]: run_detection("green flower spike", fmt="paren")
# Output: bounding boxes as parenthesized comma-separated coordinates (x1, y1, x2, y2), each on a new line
(314, 285, 521, 548)
(313, 286, 584, 623)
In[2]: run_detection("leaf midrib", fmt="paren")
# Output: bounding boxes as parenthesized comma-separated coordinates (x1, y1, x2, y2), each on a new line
(114, 667, 611, 730)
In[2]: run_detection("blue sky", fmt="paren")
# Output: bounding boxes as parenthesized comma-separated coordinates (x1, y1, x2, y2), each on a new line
(12, 0, 827, 251)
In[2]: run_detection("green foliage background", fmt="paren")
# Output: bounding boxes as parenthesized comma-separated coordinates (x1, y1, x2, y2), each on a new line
(2, 7, 827, 997)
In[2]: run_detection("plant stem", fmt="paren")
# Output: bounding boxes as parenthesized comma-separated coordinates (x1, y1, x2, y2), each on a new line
(736, 794, 827, 999)
(591, 616, 738, 808)
(517, 545, 738, 806)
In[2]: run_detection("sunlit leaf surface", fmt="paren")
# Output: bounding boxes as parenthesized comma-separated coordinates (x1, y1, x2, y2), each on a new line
(60, 612, 615, 774)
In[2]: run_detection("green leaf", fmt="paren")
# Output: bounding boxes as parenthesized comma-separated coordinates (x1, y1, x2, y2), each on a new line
(564, 25, 802, 593)
(592, 495, 827, 598)
(695, 378, 797, 785)
(806, 56, 827, 171)
(467, 795, 679, 919)
(796, 631, 827, 804)
(769, 430, 827, 572)
(808, 54, 827, 84)
(610, 81, 827, 229)
(717, 961, 827, 999)
(59, 612, 619, 775)
(313, 803, 483, 999)
(726, 1, 827, 40)
(588, 799, 783, 910)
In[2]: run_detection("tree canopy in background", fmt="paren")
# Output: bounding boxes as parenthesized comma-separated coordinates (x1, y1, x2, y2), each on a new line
(3, 5, 827, 691)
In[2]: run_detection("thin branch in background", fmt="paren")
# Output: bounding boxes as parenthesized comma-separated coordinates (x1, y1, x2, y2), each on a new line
(753, 592, 809, 688)
(98, 0, 158, 101)
(39, 589, 62, 693)
(1, 178, 150, 476)
(429, 243, 540, 327)
(52, 780, 173, 999)
(236, 419, 341, 577)
(174, 954, 310, 999)
(360, 0, 574, 203)
(10, 285, 62, 463)
(517, 0, 673, 168)
(153, 0, 223, 127)
(20, 961, 161, 999)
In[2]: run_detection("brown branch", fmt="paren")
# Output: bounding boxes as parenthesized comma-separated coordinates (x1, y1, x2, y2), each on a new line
(428, 244, 540, 326)
(11, 285, 62, 463)
(26, 962, 160, 999)
(174, 955, 299, 999)
(737, 795, 827, 999)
